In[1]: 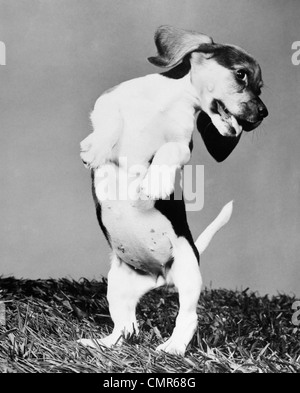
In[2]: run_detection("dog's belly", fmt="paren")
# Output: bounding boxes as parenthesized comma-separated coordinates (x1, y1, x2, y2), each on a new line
(101, 200, 176, 275)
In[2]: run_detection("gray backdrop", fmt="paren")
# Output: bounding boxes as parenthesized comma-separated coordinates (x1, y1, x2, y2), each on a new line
(0, 0, 299, 295)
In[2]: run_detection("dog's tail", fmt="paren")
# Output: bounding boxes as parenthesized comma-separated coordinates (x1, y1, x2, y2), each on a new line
(195, 201, 233, 255)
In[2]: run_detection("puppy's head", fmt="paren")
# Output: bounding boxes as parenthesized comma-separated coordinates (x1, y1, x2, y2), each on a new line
(149, 26, 268, 161)
(190, 44, 268, 137)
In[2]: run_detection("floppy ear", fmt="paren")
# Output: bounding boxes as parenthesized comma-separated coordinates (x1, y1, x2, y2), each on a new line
(148, 25, 214, 68)
(197, 111, 242, 162)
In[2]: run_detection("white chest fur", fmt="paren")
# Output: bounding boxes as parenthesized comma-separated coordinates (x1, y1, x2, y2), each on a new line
(91, 73, 201, 274)
(111, 73, 200, 167)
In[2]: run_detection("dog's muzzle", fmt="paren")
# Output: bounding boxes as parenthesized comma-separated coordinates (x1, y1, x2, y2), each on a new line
(197, 97, 268, 162)
(237, 98, 268, 132)
(212, 98, 268, 134)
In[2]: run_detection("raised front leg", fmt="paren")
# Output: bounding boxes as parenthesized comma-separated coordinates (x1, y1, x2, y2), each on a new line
(80, 94, 123, 169)
(140, 142, 191, 200)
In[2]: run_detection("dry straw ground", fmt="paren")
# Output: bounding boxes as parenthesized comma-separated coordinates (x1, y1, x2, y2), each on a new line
(0, 277, 299, 373)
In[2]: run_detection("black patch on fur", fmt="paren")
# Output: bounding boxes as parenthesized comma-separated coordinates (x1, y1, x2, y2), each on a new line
(196, 44, 257, 69)
(189, 137, 194, 153)
(161, 58, 191, 79)
(196, 111, 241, 162)
(91, 170, 112, 247)
(215, 46, 256, 69)
(154, 193, 200, 263)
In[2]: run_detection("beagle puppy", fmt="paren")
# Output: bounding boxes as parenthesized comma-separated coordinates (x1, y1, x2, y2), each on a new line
(79, 26, 268, 355)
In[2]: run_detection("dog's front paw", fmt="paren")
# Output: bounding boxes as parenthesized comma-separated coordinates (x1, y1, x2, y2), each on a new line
(156, 338, 186, 356)
(140, 165, 177, 200)
(80, 134, 110, 169)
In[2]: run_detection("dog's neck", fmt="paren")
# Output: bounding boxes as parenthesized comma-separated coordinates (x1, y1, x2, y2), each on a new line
(158, 71, 202, 114)
(160, 60, 204, 111)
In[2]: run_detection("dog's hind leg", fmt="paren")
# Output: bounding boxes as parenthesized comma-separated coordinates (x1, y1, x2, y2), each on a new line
(156, 237, 202, 356)
(79, 254, 165, 349)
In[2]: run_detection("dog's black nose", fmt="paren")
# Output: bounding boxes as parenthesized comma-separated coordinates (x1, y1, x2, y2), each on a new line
(258, 104, 268, 119)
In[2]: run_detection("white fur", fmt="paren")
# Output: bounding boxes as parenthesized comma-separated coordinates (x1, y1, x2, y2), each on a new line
(157, 237, 202, 355)
(195, 201, 234, 255)
(79, 38, 242, 356)
(140, 142, 191, 200)
(79, 255, 165, 350)
(81, 74, 199, 174)
(78, 202, 231, 355)
(79, 237, 202, 356)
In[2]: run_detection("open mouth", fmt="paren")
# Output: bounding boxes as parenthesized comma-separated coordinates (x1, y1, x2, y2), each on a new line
(236, 118, 262, 132)
(212, 100, 262, 134)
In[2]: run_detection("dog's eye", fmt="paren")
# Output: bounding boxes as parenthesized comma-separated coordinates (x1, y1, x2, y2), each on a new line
(236, 69, 247, 81)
